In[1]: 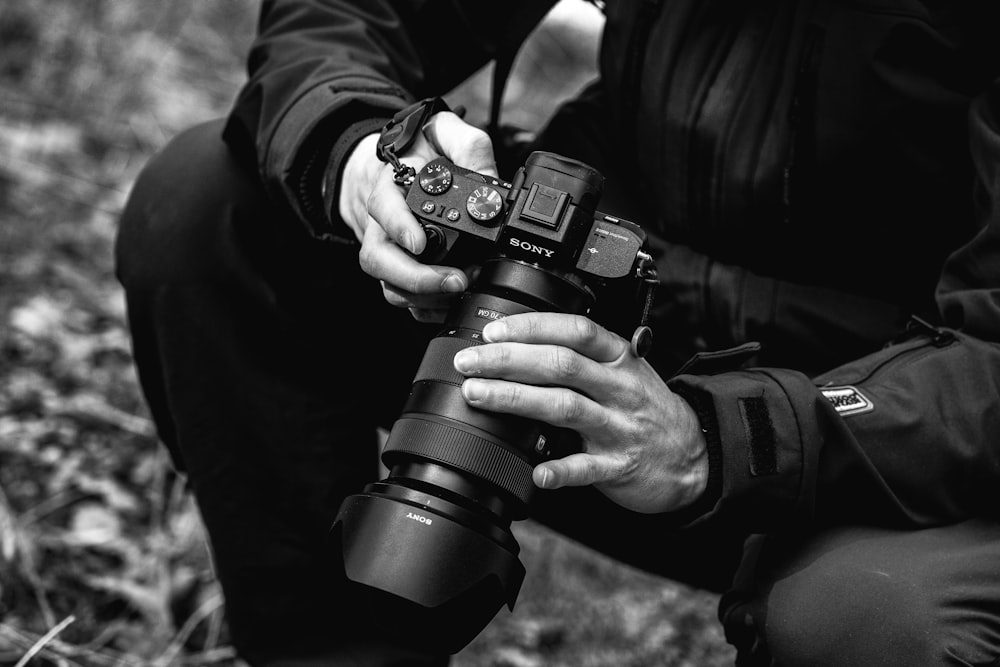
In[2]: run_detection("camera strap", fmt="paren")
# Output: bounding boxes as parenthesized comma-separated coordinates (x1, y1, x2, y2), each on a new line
(375, 2, 563, 183)
(638, 256, 658, 327)
(631, 252, 659, 358)
(376, 96, 456, 186)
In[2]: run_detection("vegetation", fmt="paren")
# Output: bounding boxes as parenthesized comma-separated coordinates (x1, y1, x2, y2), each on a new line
(0, 2, 734, 665)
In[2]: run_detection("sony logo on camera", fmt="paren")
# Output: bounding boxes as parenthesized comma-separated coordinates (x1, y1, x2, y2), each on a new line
(508, 237, 556, 258)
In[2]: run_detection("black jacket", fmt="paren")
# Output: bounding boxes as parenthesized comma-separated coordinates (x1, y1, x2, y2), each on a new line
(223, 0, 1000, 533)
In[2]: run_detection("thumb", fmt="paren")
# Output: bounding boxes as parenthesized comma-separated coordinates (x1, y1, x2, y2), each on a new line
(422, 111, 499, 178)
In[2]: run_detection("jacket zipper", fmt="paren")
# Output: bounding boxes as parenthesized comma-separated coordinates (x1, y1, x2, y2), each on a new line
(623, 0, 663, 152)
(782, 23, 825, 225)
(840, 316, 958, 387)
(898, 315, 958, 348)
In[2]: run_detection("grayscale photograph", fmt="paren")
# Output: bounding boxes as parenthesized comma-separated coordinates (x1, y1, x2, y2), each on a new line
(1, 1, 998, 666)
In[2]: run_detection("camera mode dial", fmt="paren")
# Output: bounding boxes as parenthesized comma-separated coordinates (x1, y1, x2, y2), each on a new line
(419, 162, 453, 194)
(466, 186, 504, 222)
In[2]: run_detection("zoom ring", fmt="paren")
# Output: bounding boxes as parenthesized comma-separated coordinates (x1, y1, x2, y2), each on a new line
(414, 332, 480, 386)
(384, 417, 534, 504)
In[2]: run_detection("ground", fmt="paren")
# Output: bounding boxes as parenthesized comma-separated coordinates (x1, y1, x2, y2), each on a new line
(0, 2, 735, 665)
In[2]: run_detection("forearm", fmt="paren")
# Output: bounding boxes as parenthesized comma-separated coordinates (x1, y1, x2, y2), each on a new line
(220, 0, 501, 239)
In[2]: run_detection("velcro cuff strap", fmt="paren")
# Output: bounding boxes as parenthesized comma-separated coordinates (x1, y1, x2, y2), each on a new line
(668, 370, 812, 531)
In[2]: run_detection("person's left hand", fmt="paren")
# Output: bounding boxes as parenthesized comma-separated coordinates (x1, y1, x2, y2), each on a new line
(452, 312, 709, 514)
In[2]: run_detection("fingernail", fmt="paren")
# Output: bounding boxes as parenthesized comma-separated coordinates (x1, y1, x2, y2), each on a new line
(441, 273, 466, 293)
(399, 230, 416, 253)
(462, 379, 485, 402)
(537, 467, 552, 489)
(453, 349, 477, 373)
(482, 320, 507, 341)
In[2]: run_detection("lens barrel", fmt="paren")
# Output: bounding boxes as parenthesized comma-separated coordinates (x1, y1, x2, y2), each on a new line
(333, 258, 593, 653)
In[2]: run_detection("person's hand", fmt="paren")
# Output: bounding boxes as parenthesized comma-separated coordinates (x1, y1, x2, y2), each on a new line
(452, 312, 709, 514)
(338, 111, 497, 321)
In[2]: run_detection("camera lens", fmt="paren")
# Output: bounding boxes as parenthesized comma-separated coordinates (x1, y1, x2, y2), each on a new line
(332, 258, 592, 654)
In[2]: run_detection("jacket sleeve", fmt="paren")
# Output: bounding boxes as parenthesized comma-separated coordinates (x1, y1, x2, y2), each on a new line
(666, 81, 1000, 532)
(220, 0, 508, 241)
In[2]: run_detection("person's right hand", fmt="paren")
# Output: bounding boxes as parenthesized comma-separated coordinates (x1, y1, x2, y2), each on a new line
(338, 110, 499, 322)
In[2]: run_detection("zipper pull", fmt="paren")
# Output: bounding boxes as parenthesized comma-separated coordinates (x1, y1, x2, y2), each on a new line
(907, 315, 956, 347)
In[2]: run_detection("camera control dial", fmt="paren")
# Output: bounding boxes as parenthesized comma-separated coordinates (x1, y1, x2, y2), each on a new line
(466, 186, 504, 222)
(419, 163, 453, 194)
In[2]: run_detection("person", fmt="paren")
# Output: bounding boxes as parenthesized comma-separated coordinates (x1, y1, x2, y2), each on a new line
(114, 0, 1000, 665)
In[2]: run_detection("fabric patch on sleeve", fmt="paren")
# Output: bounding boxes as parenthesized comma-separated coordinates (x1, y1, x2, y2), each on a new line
(821, 385, 874, 416)
(739, 396, 777, 476)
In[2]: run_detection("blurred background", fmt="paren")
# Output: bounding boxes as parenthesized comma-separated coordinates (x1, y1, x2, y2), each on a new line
(0, 2, 734, 665)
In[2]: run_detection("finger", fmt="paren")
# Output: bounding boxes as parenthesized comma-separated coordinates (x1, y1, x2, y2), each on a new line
(408, 307, 449, 323)
(360, 221, 468, 294)
(422, 111, 498, 177)
(366, 164, 428, 254)
(381, 280, 465, 311)
(483, 313, 629, 364)
(460, 379, 609, 431)
(533, 451, 630, 490)
(453, 342, 625, 399)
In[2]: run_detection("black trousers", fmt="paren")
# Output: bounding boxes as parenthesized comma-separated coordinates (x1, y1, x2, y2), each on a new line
(116, 112, 1000, 666)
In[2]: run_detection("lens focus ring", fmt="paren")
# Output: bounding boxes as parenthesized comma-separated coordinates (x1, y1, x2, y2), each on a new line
(383, 417, 535, 504)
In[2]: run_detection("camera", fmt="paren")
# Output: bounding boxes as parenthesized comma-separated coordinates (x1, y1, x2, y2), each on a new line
(332, 151, 654, 654)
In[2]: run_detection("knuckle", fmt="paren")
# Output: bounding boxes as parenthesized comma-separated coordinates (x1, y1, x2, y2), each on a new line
(572, 316, 600, 341)
(468, 130, 494, 160)
(410, 308, 440, 323)
(619, 376, 646, 411)
(467, 125, 491, 147)
(555, 390, 584, 423)
(593, 407, 613, 432)
(365, 188, 380, 218)
(383, 289, 407, 308)
(619, 448, 641, 476)
(504, 383, 523, 407)
(403, 273, 423, 294)
(520, 315, 541, 338)
(551, 346, 581, 379)
(495, 343, 513, 369)
(357, 245, 378, 275)
(580, 457, 600, 485)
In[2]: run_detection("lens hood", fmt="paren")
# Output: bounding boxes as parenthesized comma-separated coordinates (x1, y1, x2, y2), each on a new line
(332, 488, 525, 654)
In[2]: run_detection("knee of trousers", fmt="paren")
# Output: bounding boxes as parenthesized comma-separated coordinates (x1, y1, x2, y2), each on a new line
(765, 557, 936, 665)
(115, 118, 269, 293)
(739, 526, 1000, 667)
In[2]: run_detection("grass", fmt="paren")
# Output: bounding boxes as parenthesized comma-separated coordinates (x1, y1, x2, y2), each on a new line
(0, 1, 735, 665)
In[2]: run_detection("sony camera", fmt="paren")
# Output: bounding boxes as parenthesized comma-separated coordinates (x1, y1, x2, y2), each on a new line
(332, 151, 655, 654)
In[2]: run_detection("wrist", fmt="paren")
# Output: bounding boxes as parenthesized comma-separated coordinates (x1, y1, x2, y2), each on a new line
(676, 395, 710, 506)
(336, 133, 382, 238)
(320, 117, 390, 243)
(664, 380, 724, 523)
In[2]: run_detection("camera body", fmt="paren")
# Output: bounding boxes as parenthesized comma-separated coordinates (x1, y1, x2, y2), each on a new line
(408, 153, 646, 289)
(332, 151, 654, 655)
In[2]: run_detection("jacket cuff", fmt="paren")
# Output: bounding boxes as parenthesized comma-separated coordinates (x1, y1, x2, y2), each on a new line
(662, 381, 724, 526)
(666, 370, 817, 531)
(263, 76, 411, 241)
(318, 116, 392, 244)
